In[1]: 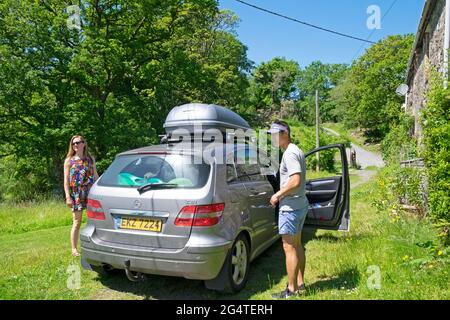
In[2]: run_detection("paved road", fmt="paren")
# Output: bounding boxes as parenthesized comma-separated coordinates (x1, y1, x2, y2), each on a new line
(322, 127, 384, 189)
(322, 127, 384, 169)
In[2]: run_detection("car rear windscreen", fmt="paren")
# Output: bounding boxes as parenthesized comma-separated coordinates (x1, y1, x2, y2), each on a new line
(98, 154, 211, 188)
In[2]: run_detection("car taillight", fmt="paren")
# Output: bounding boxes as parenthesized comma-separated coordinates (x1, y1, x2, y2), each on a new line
(87, 198, 105, 220)
(175, 203, 225, 227)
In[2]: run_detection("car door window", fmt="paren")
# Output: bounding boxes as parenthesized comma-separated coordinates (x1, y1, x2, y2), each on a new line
(227, 164, 238, 184)
(235, 164, 250, 182)
(247, 164, 266, 182)
(235, 163, 266, 182)
(305, 148, 343, 181)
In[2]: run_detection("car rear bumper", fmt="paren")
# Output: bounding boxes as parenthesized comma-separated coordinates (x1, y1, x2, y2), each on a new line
(80, 225, 232, 280)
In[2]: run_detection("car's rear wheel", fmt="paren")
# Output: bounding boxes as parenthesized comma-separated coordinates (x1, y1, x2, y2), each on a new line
(204, 234, 250, 293)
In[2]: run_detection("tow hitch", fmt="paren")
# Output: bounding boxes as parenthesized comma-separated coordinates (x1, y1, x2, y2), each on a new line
(124, 260, 145, 282)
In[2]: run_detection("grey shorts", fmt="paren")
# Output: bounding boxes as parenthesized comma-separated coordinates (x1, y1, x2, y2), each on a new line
(278, 208, 308, 235)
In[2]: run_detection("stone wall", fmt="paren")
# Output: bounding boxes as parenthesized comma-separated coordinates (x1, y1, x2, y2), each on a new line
(407, 0, 446, 141)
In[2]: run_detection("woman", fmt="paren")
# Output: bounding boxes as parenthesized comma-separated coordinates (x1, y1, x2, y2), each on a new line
(63, 135, 99, 257)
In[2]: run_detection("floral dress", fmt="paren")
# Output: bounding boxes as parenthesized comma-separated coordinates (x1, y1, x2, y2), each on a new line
(69, 156, 95, 211)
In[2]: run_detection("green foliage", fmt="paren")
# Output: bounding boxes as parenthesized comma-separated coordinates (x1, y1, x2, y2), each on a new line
(245, 57, 300, 124)
(297, 61, 348, 124)
(421, 73, 450, 243)
(2, 176, 449, 299)
(0, 156, 53, 203)
(244, 58, 348, 127)
(330, 34, 414, 141)
(381, 114, 417, 165)
(287, 119, 350, 172)
(409, 240, 450, 267)
(0, 0, 252, 201)
(373, 165, 427, 216)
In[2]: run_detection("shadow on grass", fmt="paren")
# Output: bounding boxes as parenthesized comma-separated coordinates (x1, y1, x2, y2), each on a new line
(305, 267, 361, 295)
(94, 240, 286, 300)
(311, 233, 368, 243)
(93, 230, 360, 300)
(302, 228, 369, 244)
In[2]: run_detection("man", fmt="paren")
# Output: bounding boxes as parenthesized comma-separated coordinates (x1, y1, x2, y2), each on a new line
(267, 120, 309, 299)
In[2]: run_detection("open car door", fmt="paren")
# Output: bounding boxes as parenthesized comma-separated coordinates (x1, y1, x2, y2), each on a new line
(304, 144, 350, 231)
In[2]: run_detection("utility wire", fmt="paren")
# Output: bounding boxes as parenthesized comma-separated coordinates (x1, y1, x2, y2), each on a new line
(351, 0, 399, 61)
(234, 0, 376, 44)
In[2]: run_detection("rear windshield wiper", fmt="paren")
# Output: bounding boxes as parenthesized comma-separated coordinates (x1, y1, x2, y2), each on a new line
(137, 183, 178, 194)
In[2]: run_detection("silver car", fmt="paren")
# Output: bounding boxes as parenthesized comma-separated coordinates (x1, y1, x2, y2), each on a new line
(80, 103, 350, 293)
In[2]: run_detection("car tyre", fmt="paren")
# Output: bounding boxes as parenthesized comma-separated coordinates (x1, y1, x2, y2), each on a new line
(204, 233, 250, 293)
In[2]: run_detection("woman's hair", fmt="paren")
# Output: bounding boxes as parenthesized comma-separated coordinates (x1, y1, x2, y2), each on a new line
(65, 135, 94, 161)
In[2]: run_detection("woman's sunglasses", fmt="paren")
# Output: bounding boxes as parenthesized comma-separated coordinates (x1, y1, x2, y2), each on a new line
(72, 141, 84, 146)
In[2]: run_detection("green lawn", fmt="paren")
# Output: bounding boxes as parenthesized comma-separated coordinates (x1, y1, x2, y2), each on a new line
(0, 176, 448, 300)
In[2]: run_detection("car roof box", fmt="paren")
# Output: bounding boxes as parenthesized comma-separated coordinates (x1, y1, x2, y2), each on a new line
(163, 103, 250, 136)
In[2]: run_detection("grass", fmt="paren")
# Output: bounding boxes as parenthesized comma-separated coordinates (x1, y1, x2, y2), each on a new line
(349, 169, 362, 186)
(0, 175, 449, 300)
(323, 122, 381, 153)
(0, 200, 73, 235)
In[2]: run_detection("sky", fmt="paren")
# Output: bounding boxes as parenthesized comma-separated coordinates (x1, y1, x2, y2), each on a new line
(218, 0, 425, 67)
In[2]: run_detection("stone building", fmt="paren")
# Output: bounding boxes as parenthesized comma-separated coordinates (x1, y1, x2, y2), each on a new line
(405, 0, 449, 142)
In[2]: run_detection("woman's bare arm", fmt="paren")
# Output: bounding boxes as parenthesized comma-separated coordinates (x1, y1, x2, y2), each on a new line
(63, 158, 71, 201)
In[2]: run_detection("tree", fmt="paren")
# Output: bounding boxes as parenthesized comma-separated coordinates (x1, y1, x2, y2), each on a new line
(247, 57, 300, 124)
(297, 61, 348, 125)
(330, 34, 414, 140)
(0, 0, 251, 201)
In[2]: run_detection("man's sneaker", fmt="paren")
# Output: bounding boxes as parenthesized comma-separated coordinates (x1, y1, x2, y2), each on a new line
(271, 288, 297, 299)
(285, 283, 307, 294)
(297, 283, 307, 294)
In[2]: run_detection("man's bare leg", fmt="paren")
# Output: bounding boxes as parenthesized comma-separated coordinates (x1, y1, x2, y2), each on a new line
(296, 233, 306, 287)
(282, 234, 299, 293)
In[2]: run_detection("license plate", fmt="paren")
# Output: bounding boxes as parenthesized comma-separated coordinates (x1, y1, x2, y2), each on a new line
(120, 217, 162, 232)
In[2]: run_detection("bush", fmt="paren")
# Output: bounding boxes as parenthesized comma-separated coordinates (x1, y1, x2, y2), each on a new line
(288, 119, 351, 172)
(381, 114, 418, 165)
(373, 165, 427, 216)
(421, 73, 450, 244)
(0, 156, 53, 203)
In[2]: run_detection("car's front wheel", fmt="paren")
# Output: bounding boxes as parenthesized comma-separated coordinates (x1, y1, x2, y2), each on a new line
(204, 234, 250, 293)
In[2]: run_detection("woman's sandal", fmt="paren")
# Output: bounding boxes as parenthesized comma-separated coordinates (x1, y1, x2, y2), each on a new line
(71, 251, 80, 257)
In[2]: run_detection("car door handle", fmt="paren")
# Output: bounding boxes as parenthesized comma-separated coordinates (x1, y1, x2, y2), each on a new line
(249, 191, 267, 197)
(251, 204, 272, 208)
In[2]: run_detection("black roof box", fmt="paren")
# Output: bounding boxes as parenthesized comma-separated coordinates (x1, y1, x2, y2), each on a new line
(163, 103, 250, 136)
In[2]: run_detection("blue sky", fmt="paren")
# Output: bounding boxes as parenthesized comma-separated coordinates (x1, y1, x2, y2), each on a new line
(218, 0, 425, 67)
